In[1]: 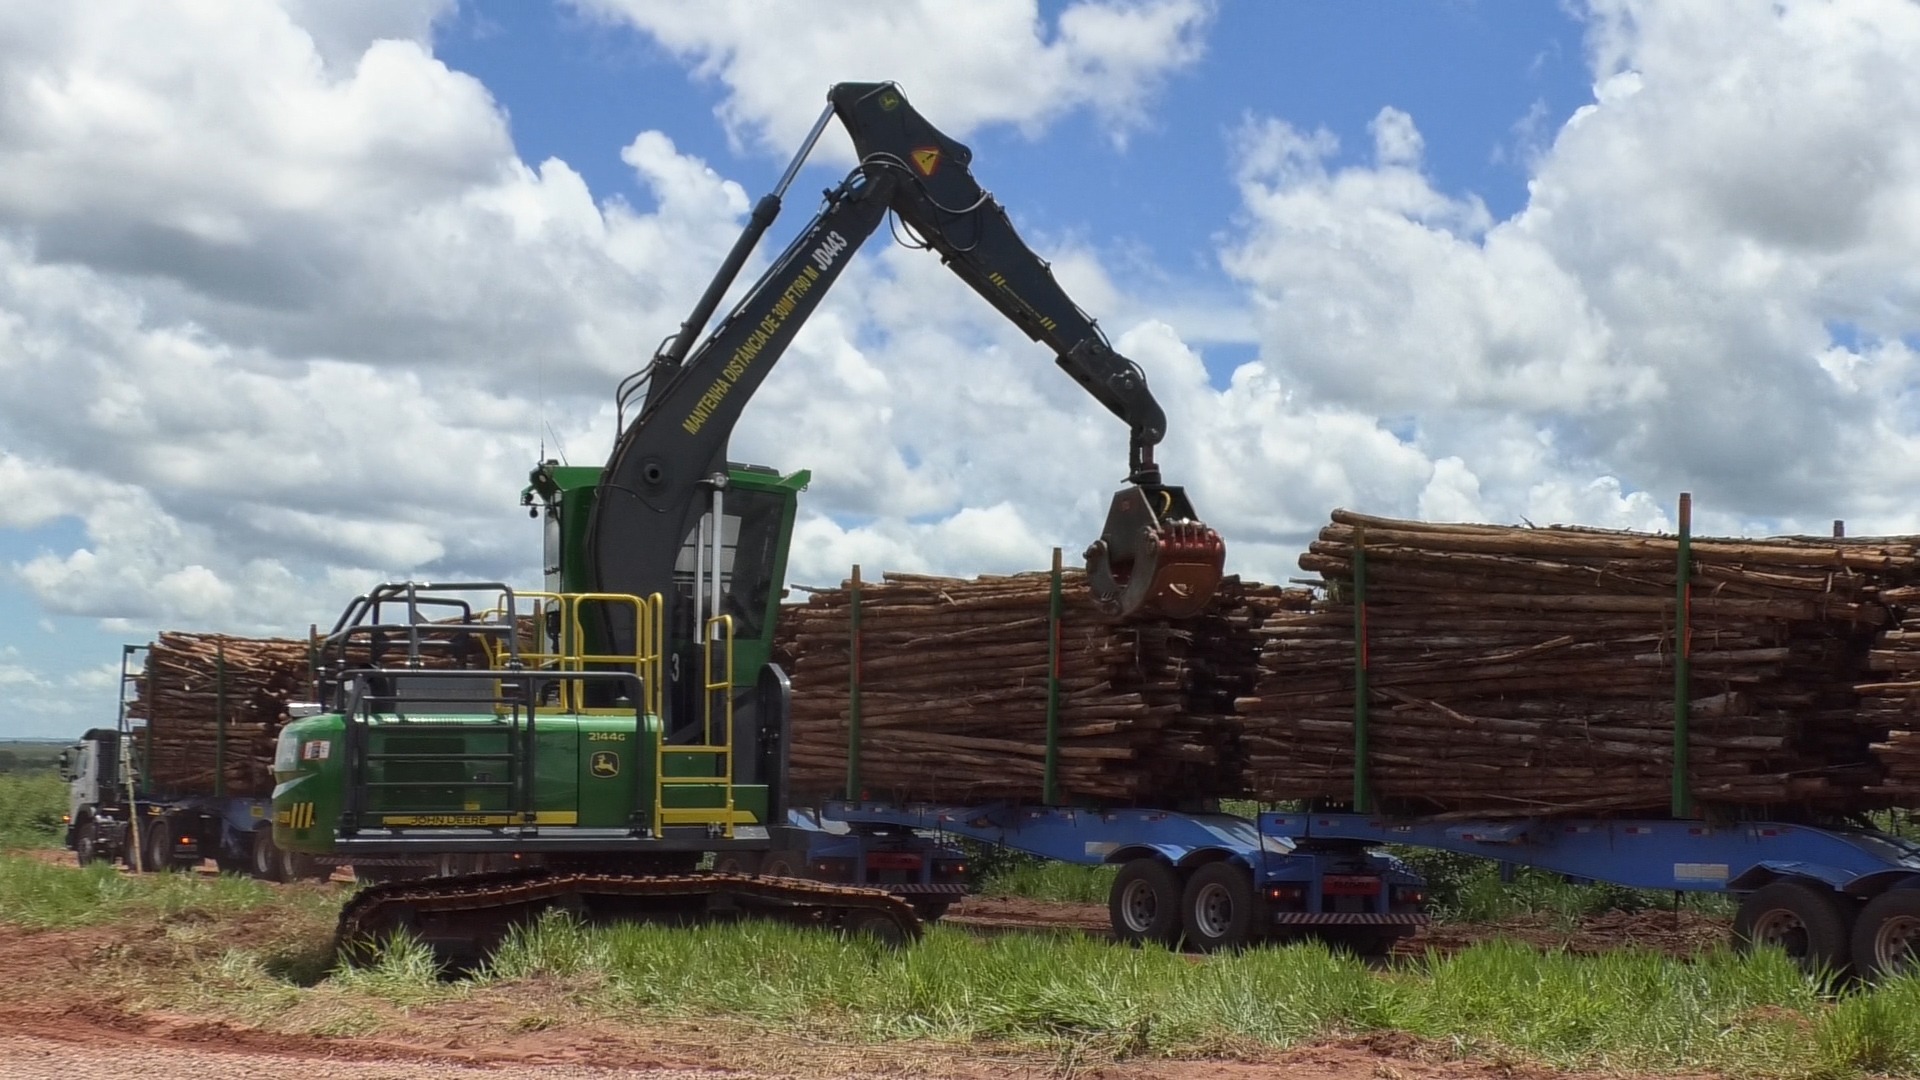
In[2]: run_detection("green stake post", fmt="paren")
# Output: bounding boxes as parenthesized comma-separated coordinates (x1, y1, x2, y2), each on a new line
(214, 643, 228, 799)
(1353, 526, 1372, 813)
(846, 564, 863, 801)
(1044, 547, 1063, 804)
(1672, 493, 1693, 818)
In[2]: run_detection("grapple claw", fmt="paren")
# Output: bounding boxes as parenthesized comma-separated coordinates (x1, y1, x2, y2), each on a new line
(1083, 483, 1226, 621)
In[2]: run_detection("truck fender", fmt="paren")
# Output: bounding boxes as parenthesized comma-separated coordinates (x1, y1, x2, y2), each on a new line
(1727, 860, 1854, 894)
(1839, 868, 1920, 900)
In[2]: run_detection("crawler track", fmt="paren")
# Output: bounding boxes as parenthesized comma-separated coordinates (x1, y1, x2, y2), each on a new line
(335, 868, 922, 966)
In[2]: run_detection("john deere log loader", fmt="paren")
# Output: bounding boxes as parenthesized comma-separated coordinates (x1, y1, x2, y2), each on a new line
(270, 82, 1225, 963)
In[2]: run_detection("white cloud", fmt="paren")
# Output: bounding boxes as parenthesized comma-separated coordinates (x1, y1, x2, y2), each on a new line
(568, 0, 1212, 154)
(7, 0, 1920, 673)
(1218, 0, 1920, 540)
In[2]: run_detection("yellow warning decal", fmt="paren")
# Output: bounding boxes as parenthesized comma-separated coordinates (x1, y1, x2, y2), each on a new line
(911, 146, 941, 176)
(378, 811, 580, 827)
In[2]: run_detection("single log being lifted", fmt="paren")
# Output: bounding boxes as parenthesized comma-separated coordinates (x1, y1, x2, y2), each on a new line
(1235, 510, 1920, 817)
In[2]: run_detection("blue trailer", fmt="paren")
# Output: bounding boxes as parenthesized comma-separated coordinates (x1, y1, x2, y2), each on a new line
(816, 799, 1920, 978)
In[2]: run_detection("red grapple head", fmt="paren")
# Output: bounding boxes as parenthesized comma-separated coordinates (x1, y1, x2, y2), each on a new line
(1083, 484, 1226, 621)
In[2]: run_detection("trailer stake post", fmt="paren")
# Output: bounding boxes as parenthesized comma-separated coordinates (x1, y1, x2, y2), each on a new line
(846, 564, 863, 801)
(1044, 547, 1063, 805)
(1673, 493, 1693, 819)
(1353, 525, 1372, 813)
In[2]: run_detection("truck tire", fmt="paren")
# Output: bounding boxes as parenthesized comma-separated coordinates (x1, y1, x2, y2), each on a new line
(277, 846, 328, 883)
(1180, 861, 1259, 953)
(73, 814, 108, 867)
(1733, 879, 1853, 977)
(142, 817, 178, 873)
(1851, 888, 1920, 982)
(250, 825, 284, 882)
(1109, 858, 1183, 947)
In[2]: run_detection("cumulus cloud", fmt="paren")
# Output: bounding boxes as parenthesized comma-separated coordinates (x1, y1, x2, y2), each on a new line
(1218, 0, 1920, 540)
(569, 0, 1213, 153)
(9, 0, 1920, 669)
(0, 0, 1225, 638)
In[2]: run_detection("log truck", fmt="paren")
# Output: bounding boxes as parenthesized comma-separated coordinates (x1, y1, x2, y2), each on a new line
(268, 81, 1226, 961)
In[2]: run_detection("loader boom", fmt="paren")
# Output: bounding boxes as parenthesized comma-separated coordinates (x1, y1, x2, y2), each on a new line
(587, 82, 1225, 669)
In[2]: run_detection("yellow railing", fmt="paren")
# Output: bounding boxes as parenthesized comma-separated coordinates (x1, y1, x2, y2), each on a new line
(489, 590, 663, 716)
(650, 614, 736, 838)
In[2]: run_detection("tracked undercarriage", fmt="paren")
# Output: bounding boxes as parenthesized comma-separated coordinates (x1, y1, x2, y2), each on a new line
(335, 868, 922, 968)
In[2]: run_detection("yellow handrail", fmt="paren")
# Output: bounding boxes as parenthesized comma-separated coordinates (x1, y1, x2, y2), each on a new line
(486, 590, 662, 716)
(650, 614, 735, 838)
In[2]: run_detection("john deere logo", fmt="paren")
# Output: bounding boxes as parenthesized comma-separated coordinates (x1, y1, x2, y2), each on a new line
(590, 751, 620, 778)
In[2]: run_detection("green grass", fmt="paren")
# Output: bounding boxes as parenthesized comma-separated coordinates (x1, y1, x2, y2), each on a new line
(450, 914, 1920, 1075)
(979, 860, 1116, 904)
(1391, 847, 1735, 925)
(0, 773, 67, 849)
(0, 851, 339, 928)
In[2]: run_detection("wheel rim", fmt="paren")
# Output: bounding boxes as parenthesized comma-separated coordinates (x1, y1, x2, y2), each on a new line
(1871, 914, 1920, 975)
(76, 825, 95, 862)
(253, 833, 274, 877)
(1191, 881, 1234, 939)
(1750, 908, 1810, 959)
(1120, 878, 1159, 933)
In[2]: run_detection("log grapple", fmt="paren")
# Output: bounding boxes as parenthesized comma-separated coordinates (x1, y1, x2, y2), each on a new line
(1085, 479, 1226, 621)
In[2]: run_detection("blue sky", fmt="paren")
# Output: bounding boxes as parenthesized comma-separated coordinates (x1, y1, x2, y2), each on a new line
(4, 1, 1920, 738)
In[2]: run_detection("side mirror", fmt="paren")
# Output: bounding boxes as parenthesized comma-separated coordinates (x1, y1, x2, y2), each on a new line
(56, 750, 71, 780)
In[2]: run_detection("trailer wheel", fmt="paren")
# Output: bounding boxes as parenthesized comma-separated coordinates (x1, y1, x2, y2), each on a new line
(1181, 861, 1259, 953)
(250, 825, 284, 881)
(1734, 880, 1853, 977)
(1110, 858, 1183, 947)
(1851, 888, 1920, 982)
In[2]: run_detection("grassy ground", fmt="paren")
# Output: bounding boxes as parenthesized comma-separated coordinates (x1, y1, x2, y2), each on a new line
(0, 851, 339, 929)
(4, 847, 1920, 1075)
(0, 773, 66, 849)
(145, 892, 1920, 1077)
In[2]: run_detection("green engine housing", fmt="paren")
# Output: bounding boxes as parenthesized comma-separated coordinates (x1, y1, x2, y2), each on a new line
(272, 711, 770, 856)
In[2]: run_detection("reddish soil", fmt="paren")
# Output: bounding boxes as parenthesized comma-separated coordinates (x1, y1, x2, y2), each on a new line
(0, 856, 1728, 1079)
(944, 894, 1113, 936)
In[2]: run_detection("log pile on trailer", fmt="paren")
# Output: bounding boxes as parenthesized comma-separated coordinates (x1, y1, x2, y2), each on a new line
(776, 570, 1291, 803)
(1237, 510, 1920, 816)
(129, 632, 311, 797)
(1860, 584, 1920, 800)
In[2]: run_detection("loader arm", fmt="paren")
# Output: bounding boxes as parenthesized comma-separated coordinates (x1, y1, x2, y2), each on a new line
(586, 82, 1224, 666)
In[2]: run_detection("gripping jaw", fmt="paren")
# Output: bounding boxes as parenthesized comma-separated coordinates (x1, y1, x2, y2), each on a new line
(1084, 481, 1226, 621)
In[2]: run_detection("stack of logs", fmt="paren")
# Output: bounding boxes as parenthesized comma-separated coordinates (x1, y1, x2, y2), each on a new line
(775, 570, 1291, 803)
(129, 632, 312, 797)
(1236, 511, 1920, 817)
(1860, 585, 1920, 800)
